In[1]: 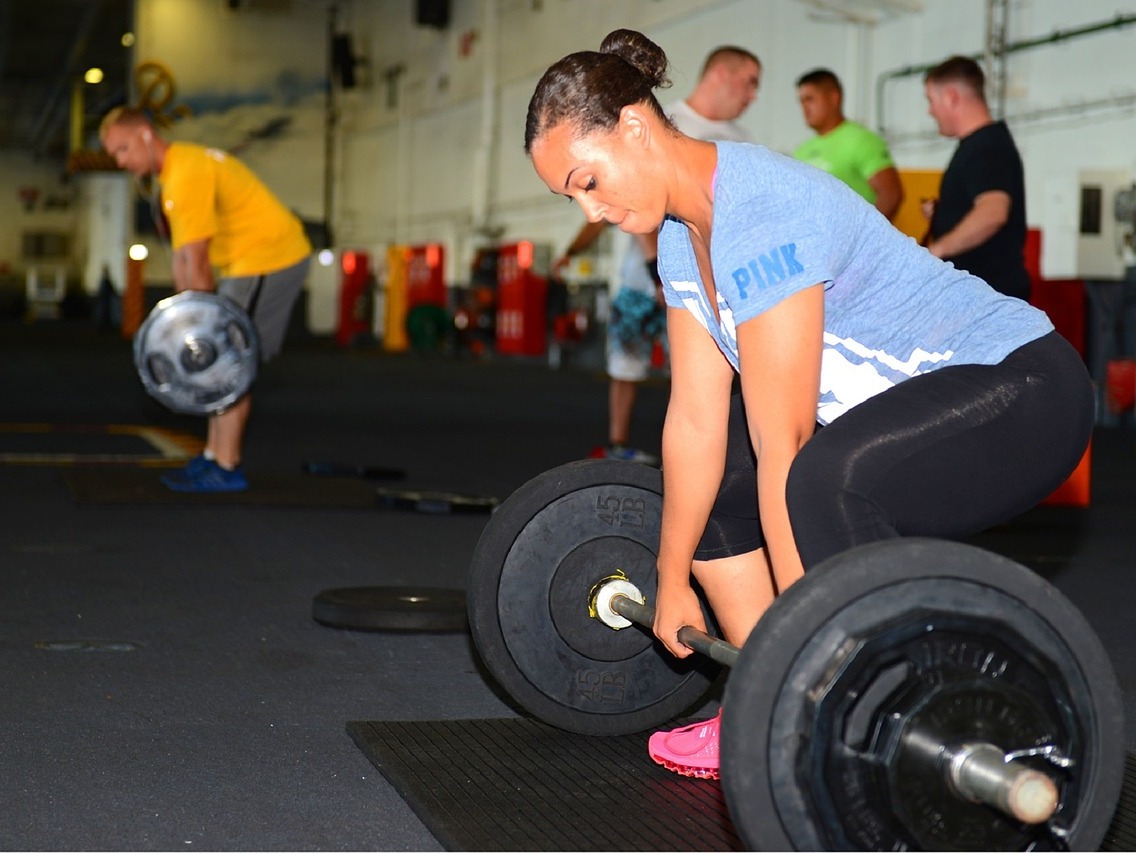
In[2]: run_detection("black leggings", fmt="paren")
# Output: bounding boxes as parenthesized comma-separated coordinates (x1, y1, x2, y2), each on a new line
(693, 331, 1094, 570)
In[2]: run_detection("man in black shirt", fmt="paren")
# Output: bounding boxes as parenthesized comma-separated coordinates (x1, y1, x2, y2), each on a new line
(922, 56, 1031, 301)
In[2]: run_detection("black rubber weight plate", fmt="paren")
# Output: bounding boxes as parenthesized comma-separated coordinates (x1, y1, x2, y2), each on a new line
(467, 458, 720, 736)
(312, 586, 468, 632)
(721, 538, 1125, 852)
(375, 488, 498, 514)
(303, 461, 407, 481)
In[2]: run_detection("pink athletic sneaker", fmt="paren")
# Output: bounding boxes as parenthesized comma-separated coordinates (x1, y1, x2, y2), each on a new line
(647, 710, 722, 779)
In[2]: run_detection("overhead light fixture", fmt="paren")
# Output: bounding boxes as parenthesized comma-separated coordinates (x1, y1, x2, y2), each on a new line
(121, 32, 135, 47)
(84, 67, 104, 84)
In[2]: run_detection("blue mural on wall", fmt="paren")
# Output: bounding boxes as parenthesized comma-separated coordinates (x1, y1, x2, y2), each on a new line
(178, 69, 328, 115)
(135, 59, 327, 127)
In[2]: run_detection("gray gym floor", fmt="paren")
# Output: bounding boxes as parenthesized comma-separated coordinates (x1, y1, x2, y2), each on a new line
(0, 316, 1132, 850)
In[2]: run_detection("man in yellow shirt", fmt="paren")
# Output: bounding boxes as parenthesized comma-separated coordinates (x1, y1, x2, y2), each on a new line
(101, 107, 312, 492)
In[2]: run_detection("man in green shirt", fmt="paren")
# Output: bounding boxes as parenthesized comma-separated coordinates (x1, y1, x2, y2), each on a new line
(793, 68, 904, 221)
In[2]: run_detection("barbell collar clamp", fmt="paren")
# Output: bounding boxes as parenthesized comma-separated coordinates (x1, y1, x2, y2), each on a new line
(591, 578, 643, 630)
(595, 580, 741, 669)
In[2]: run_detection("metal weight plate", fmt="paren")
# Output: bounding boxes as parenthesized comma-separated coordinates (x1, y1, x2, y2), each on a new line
(133, 291, 259, 416)
(721, 538, 1125, 852)
(466, 459, 721, 736)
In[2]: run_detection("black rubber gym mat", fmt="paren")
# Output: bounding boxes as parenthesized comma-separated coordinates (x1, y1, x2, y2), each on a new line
(349, 717, 1136, 852)
(347, 717, 741, 851)
(1103, 753, 1136, 851)
(61, 466, 379, 508)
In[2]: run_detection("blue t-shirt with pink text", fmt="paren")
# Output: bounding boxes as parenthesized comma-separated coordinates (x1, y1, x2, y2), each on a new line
(659, 141, 1053, 425)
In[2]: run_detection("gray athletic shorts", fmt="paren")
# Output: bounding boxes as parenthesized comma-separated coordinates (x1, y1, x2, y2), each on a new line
(219, 256, 310, 362)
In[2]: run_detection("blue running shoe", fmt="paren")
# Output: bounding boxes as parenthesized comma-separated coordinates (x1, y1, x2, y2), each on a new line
(162, 462, 249, 493)
(184, 453, 213, 476)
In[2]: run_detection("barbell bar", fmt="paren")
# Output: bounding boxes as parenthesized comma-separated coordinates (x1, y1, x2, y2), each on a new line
(591, 575, 1061, 827)
(590, 575, 739, 668)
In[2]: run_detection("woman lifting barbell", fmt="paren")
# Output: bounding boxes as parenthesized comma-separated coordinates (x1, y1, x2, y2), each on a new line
(524, 29, 1093, 780)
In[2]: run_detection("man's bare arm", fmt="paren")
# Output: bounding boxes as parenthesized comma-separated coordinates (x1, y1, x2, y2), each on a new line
(868, 166, 904, 222)
(172, 239, 214, 292)
(926, 190, 1011, 259)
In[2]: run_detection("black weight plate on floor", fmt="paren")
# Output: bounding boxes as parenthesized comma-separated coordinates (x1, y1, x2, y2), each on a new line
(374, 487, 498, 515)
(312, 586, 467, 632)
(303, 461, 407, 481)
(467, 459, 720, 736)
(721, 538, 1125, 852)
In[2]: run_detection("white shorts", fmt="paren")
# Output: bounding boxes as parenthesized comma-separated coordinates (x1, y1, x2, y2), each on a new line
(606, 333, 653, 382)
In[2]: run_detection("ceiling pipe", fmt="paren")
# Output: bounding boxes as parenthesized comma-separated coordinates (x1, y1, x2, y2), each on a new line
(471, 0, 500, 237)
(29, 0, 105, 157)
(797, 0, 923, 26)
(985, 0, 1009, 119)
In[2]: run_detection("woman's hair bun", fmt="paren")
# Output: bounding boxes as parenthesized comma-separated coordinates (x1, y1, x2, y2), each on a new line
(599, 29, 671, 90)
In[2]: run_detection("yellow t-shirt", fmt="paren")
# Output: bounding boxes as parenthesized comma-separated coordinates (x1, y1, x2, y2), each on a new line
(159, 142, 311, 277)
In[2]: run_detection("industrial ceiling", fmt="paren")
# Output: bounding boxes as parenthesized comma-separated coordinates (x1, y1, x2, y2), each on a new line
(0, 0, 134, 163)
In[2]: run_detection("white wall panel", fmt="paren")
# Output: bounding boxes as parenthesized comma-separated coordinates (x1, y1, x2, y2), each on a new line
(0, 153, 78, 280)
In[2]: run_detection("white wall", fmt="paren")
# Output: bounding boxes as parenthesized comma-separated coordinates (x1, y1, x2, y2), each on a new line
(0, 152, 79, 281)
(126, 0, 1136, 284)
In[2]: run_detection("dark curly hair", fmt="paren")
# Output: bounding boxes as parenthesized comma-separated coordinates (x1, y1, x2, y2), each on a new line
(524, 29, 674, 154)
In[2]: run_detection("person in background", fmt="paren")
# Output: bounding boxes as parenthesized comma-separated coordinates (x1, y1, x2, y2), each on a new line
(525, 28, 1092, 781)
(793, 67, 904, 221)
(101, 106, 312, 493)
(552, 45, 761, 464)
(922, 55, 1031, 301)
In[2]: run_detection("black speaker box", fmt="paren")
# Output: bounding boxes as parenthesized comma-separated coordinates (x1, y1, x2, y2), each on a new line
(332, 34, 357, 89)
(416, 0, 449, 29)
